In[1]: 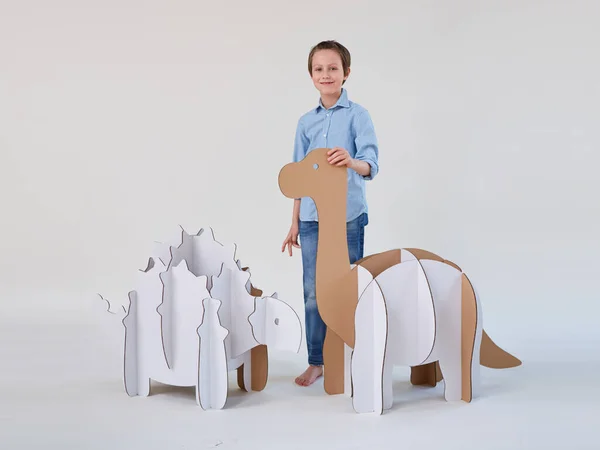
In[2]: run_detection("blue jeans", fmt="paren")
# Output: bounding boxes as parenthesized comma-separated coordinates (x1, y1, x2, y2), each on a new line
(299, 213, 368, 366)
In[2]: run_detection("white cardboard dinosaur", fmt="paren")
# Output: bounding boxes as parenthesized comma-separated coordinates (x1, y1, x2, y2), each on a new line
(100, 226, 302, 410)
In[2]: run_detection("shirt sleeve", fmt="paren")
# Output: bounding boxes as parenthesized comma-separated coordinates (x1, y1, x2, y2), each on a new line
(293, 118, 309, 163)
(354, 109, 379, 180)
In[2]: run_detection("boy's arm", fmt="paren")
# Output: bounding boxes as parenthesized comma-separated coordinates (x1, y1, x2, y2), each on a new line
(349, 159, 372, 177)
(292, 199, 301, 226)
(291, 118, 307, 223)
(293, 119, 309, 164)
(353, 109, 379, 180)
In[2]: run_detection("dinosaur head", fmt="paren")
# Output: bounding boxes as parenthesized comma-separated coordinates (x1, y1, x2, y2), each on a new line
(278, 148, 347, 202)
(248, 293, 302, 354)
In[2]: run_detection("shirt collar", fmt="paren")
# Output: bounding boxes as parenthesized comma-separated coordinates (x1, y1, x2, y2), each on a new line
(316, 88, 350, 112)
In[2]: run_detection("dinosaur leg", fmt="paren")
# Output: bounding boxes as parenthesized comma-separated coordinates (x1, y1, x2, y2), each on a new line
(123, 292, 151, 397)
(433, 275, 479, 403)
(382, 351, 393, 410)
(250, 345, 268, 391)
(410, 363, 439, 386)
(237, 280, 269, 392)
(236, 365, 245, 391)
(236, 345, 269, 392)
(344, 343, 353, 396)
(461, 274, 479, 402)
(438, 356, 461, 401)
(236, 354, 252, 392)
(323, 327, 345, 395)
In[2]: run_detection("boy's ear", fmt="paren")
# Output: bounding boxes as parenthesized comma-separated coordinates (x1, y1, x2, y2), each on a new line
(344, 67, 351, 80)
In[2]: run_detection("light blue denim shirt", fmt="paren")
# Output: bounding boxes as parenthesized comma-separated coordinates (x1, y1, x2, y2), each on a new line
(292, 88, 379, 222)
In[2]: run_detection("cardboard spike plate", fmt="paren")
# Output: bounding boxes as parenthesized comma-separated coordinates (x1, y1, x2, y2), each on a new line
(122, 257, 169, 397)
(168, 227, 240, 291)
(158, 260, 209, 376)
(210, 265, 259, 360)
(278, 147, 521, 410)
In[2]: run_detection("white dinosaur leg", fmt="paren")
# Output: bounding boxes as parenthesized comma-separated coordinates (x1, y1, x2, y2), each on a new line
(438, 355, 462, 402)
(242, 351, 252, 392)
(351, 280, 387, 414)
(344, 343, 353, 397)
(137, 370, 150, 397)
(196, 297, 229, 410)
(462, 274, 483, 401)
(382, 351, 393, 410)
(417, 260, 463, 402)
(123, 291, 150, 397)
(471, 299, 483, 399)
(436, 308, 462, 402)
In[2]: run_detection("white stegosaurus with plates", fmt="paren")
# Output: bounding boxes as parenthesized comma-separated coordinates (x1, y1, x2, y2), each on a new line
(99, 226, 302, 410)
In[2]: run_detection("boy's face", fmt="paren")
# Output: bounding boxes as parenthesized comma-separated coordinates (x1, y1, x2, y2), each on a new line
(310, 49, 349, 97)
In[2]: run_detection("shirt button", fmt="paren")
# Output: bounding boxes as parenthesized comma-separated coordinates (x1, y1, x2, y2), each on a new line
(323, 134, 327, 137)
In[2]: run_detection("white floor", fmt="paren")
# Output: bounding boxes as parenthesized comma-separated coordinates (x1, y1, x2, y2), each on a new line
(2, 299, 598, 450)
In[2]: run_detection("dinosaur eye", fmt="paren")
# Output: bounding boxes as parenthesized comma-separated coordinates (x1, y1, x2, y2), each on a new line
(313, 163, 319, 170)
(274, 318, 280, 326)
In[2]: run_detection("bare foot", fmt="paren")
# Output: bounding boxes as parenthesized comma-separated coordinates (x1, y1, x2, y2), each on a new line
(295, 365, 323, 386)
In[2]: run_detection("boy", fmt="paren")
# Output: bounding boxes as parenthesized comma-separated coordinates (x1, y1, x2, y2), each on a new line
(281, 40, 379, 386)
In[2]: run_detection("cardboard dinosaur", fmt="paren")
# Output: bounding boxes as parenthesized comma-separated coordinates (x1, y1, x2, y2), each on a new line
(278, 148, 521, 398)
(99, 226, 302, 408)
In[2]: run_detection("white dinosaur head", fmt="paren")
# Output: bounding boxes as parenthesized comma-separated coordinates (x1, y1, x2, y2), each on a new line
(249, 293, 302, 353)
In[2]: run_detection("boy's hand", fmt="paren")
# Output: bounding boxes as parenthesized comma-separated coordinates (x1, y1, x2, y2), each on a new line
(327, 147, 353, 167)
(327, 147, 372, 177)
(281, 224, 300, 256)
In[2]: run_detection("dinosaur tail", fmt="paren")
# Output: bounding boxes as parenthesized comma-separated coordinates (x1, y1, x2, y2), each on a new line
(480, 330, 522, 368)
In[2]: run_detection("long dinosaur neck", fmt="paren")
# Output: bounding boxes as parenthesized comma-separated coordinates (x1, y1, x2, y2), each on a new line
(312, 188, 359, 349)
(314, 192, 350, 297)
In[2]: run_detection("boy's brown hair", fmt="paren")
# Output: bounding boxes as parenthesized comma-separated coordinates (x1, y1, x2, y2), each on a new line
(308, 40, 351, 84)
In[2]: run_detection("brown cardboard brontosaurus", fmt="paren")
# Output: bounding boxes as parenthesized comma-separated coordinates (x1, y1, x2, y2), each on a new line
(278, 147, 521, 395)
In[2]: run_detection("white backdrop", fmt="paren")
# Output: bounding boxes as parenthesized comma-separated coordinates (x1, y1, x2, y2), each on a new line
(1, 0, 599, 363)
